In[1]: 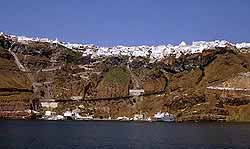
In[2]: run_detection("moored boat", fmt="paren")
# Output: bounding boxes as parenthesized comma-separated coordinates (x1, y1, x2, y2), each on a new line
(153, 112, 175, 122)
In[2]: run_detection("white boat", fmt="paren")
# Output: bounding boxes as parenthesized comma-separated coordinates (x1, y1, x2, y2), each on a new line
(153, 112, 175, 122)
(116, 116, 129, 121)
(81, 115, 94, 120)
(74, 113, 93, 120)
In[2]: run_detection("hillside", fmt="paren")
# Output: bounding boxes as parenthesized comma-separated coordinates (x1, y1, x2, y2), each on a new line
(1, 32, 250, 121)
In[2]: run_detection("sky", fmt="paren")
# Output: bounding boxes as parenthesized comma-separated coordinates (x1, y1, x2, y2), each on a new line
(1, 0, 250, 46)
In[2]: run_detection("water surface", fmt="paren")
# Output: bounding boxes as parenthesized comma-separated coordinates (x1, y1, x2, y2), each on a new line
(0, 120, 250, 149)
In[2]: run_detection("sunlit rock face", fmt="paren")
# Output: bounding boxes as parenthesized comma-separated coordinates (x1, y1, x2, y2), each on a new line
(1, 32, 250, 121)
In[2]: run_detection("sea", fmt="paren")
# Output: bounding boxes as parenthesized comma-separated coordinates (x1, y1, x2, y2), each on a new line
(0, 120, 250, 149)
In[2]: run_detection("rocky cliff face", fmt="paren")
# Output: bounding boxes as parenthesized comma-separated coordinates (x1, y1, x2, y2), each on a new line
(1, 33, 250, 121)
(0, 36, 34, 119)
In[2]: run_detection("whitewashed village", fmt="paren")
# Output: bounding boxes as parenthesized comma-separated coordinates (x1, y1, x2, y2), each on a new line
(40, 97, 174, 122)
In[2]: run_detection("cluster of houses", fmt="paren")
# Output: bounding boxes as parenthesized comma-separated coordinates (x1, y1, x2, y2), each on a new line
(116, 114, 151, 121)
(42, 109, 150, 121)
(41, 108, 175, 122)
(4, 32, 250, 62)
(42, 109, 93, 121)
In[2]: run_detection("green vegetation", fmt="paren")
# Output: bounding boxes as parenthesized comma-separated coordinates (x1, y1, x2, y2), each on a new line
(65, 49, 82, 64)
(66, 49, 82, 58)
(26, 42, 49, 50)
(103, 67, 129, 85)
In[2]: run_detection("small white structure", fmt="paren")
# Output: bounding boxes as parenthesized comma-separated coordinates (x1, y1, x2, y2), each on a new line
(74, 113, 82, 119)
(41, 102, 58, 108)
(116, 116, 129, 121)
(17, 36, 33, 42)
(133, 114, 144, 120)
(78, 105, 85, 109)
(45, 111, 52, 116)
(129, 89, 144, 96)
(64, 111, 73, 117)
(81, 115, 93, 120)
(56, 115, 64, 120)
(72, 108, 81, 114)
(70, 96, 83, 101)
(147, 117, 152, 121)
(25, 109, 39, 114)
(40, 38, 50, 42)
(24, 109, 32, 113)
(52, 38, 60, 44)
(207, 86, 250, 91)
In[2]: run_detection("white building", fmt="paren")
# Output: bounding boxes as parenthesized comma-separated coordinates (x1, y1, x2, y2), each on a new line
(56, 115, 64, 120)
(45, 111, 52, 116)
(40, 38, 50, 42)
(17, 36, 33, 42)
(70, 96, 83, 101)
(41, 102, 58, 108)
(63, 111, 73, 117)
(133, 114, 144, 120)
(129, 89, 144, 96)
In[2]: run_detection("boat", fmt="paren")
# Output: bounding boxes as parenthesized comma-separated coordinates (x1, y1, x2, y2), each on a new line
(75, 114, 93, 120)
(153, 112, 175, 122)
(116, 116, 129, 121)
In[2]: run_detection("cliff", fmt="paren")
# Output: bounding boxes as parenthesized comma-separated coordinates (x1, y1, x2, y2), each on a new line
(1, 32, 250, 121)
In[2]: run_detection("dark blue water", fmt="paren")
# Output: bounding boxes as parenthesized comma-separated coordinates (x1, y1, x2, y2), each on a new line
(0, 121, 250, 149)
